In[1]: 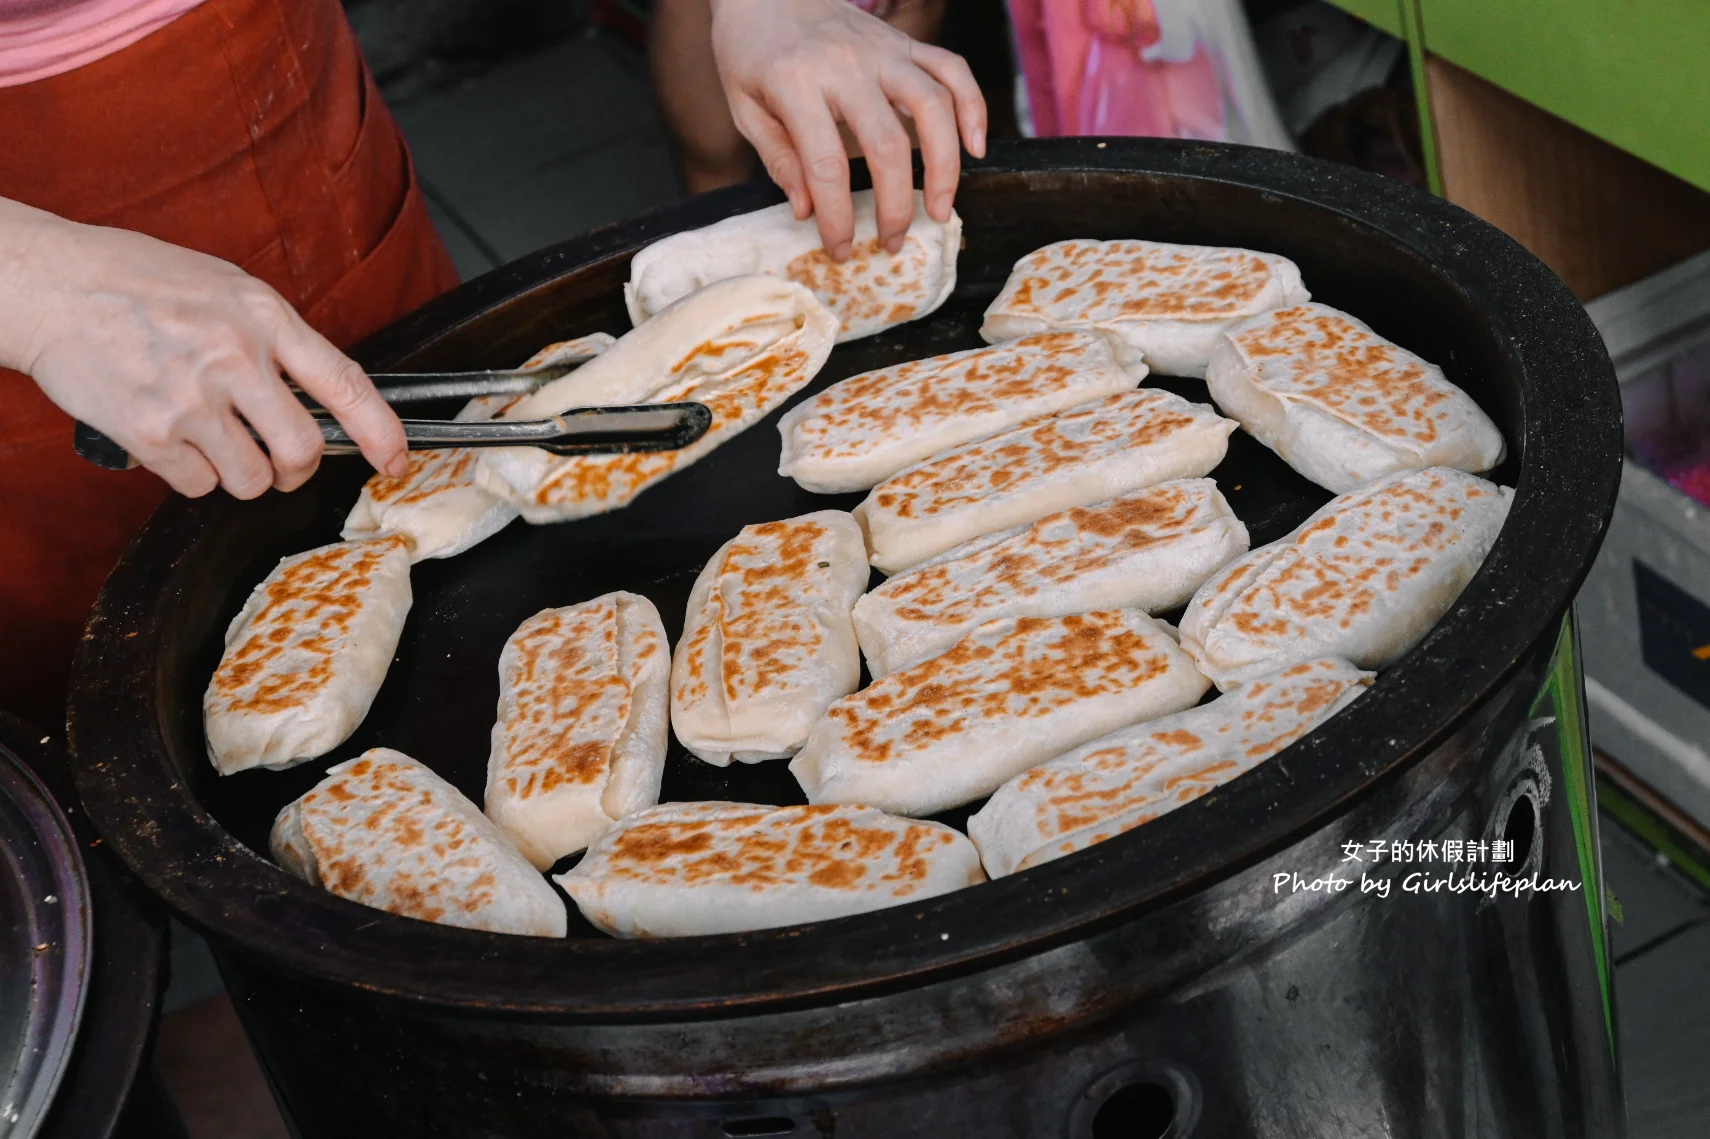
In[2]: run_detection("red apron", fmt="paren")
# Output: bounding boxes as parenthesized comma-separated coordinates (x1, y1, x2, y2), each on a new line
(0, 0, 461, 729)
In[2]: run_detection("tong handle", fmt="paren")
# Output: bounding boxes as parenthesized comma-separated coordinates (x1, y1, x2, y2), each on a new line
(367, 360, 584, 404)
(73, 403, 711, 470)
(73, 421, 140, 471)
(277, 357, 590, 408)
(320, 404, 711, 455)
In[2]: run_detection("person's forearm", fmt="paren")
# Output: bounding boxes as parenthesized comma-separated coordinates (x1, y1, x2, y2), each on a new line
(0, 195, 71, 375)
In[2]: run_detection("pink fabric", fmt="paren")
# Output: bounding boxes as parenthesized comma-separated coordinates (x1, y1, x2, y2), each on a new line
(0, 0, 206, 86)
(1010, 0, 1228, 139)
(1669, 462, 1710, 510)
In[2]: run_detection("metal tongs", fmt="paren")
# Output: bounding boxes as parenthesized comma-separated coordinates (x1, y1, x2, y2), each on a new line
(72, 356, 712, 471)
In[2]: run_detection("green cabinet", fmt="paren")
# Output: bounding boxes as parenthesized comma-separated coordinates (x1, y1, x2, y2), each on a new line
(1425, 0, 1710, 194)
(1325, 0, 1710, 194)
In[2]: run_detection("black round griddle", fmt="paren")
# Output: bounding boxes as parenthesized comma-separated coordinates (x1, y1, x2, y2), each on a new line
(70, 139, 1620, 1030)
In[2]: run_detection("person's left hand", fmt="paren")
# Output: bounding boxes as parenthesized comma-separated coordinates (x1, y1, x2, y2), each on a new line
(709, 0, 987, 260)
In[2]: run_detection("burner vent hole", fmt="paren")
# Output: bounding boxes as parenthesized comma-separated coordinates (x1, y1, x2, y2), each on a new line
(722, 1118, 797, 1137)
(1500, 780, 1542, 871)
(1092, 1080, 1176, 1139)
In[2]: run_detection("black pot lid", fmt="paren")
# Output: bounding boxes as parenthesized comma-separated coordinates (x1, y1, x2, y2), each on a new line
(0, 737, 91, 1139)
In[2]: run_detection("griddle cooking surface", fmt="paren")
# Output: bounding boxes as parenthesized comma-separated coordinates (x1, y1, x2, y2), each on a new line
(79, 143, 1620, 1014)
(194, 287, 1332, 938)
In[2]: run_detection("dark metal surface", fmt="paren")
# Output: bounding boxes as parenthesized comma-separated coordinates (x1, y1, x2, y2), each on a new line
(211, 627, 1625, 1137)
(69, 138, 1622, 1018)
(0, 717, 172, 1139)
(371, 361, 584, 402)
(317, 401, 714, 456)
(0, 723, 91, 1139)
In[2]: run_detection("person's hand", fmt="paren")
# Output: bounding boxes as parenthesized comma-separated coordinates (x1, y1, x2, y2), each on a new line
(709, 0, 986, 260)
(0, 199, 407, 498)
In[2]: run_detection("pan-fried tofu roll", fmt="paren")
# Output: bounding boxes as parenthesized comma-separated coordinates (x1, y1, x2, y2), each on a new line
(341, 446, 515, 564)
(1181, 467, 1512, 689)
(671, 512, 869, 765)
(484, 593, 670, 868)
(790, 610, 1208, 816)
(777, 332, 1145, 494)
(1206, 303, 1505, 493)
(516, 331, 620, 370)
(477, 276, 838, 523)
(204, 536, 412, 775)
(980, 239, 1309, 377)
(625, 190, 959, 342)
(556, 801, 984, 937)
(271, 749, 566, 937)
(970, 658, 1373, 877)
(853, 480, 1249, 677)
(342, 333, 619, 561)
(854, 388, 1236, 574)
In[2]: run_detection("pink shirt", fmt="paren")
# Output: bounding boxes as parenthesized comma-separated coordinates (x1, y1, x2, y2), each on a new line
(0, 0, 207, 87)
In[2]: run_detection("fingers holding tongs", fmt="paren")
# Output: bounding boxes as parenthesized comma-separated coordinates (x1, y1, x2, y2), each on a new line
(73, 357, 713, 469)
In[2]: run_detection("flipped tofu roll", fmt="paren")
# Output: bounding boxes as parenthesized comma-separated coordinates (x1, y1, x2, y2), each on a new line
(777, 331, 1144, 494)
(980, 239, 1310, 377)
(341, 443, 514, 564)
(516, 332, 620, 370)
(477, 276, 838, 523)
(1206, 303, 1506, 493)
(790, 610, 1209, 817)
(969, 658, 1373, 877)
(556, 801, 984, 937)
(485, 592, 670, 869)
(625, 190, 959, 342)
(853, 480, 1249, 677)
(671, 511, 869, 765)
(854, 388, 1237, 574)
(204, 536, 412, 774)
(271, 749, 566, 937)
(341, 333, 618, 561)
(1180, 467, 1513, 689)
